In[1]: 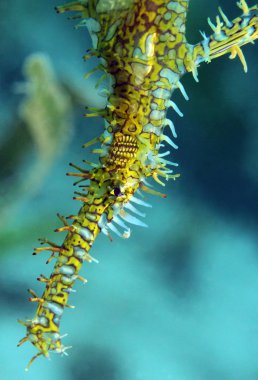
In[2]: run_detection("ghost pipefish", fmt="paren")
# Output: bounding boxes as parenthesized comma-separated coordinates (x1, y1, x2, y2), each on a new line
(18, 0, 258, 369)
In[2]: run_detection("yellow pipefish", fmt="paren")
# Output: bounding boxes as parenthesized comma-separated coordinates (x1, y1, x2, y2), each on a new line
(18, 0, 258, 369)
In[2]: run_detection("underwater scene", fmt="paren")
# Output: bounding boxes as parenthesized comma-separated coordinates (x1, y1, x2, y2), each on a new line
(0, 0, 258, 379)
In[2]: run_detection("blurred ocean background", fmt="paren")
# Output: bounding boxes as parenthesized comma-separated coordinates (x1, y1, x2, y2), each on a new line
(0, 0, 258, 379)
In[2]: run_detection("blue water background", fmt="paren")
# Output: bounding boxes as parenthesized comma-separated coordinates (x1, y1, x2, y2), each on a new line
(0, 1, 258, 379)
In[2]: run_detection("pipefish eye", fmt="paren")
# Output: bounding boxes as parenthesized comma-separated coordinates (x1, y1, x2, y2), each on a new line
(114, 187, 122, 196)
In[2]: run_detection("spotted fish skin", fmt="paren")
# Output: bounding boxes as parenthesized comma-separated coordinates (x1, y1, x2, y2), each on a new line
(19, 0, 258, 368)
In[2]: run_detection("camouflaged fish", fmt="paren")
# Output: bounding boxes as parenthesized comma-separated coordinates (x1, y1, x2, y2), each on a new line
(18, 0, 258, 369)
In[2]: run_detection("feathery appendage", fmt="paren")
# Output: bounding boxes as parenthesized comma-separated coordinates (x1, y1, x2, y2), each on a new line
(186, 0, 258, 77)
(18, 0, 257, 369)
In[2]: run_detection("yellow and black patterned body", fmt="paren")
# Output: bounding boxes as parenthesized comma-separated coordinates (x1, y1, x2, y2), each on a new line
(19, 0, 258, 368)
(102, 0, 190, 180)
(56, 0, 191, 186)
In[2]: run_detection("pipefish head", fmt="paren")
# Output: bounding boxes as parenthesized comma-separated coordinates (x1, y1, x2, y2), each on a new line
(108, 177, 139, 205)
